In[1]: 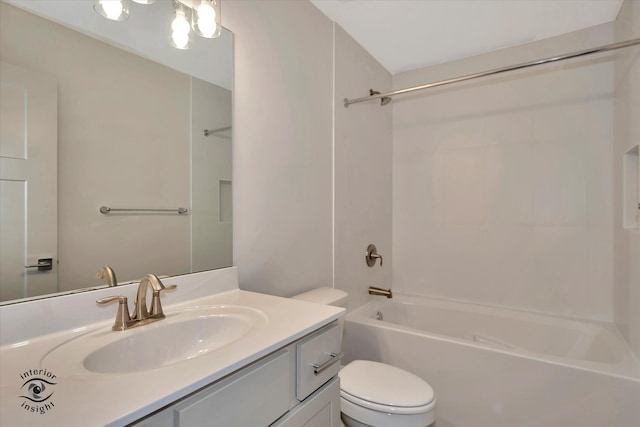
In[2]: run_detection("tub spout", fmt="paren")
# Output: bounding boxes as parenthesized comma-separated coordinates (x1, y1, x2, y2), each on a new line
(369, 286, 392, 298)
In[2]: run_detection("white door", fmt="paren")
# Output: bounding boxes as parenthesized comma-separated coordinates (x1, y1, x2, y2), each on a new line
(0, 61, 58, 301)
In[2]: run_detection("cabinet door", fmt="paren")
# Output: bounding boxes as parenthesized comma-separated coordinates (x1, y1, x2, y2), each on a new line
(272, 377, 340, 427)
(134, 350, 291, 427)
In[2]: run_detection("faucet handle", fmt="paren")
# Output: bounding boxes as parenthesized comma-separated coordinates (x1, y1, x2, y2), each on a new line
(96, 296, 133, 331)
(365, 244, 383, 267)
(149, 284, 178, 318)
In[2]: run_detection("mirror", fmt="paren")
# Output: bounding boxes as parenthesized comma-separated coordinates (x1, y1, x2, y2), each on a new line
(0, 0, 233, 304)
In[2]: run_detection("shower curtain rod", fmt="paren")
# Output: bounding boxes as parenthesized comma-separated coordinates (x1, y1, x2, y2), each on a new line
(343, 37, 640, 107)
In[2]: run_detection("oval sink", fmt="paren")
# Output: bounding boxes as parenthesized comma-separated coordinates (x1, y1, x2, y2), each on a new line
(85, 316, 250, 373)
(42, 305, 267, 374)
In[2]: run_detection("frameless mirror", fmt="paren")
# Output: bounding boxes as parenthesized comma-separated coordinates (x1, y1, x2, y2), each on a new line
(0, 0, 233, 304)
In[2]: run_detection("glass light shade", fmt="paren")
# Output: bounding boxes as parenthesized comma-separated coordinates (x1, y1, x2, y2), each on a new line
(171, 4, 192, 49)
(191, 0, 221, 39)
(93, 0, 130, 21)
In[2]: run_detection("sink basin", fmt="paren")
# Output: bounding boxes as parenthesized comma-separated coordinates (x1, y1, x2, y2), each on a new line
(41, 305, 267, 374)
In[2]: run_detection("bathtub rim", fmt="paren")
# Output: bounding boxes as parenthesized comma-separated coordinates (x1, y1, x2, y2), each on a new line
(347, 294, 640, 382)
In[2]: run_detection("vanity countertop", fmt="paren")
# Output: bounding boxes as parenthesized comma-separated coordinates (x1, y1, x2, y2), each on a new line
(0, 268, 344, 426)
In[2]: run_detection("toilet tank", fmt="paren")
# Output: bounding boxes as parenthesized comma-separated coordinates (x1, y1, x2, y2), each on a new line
(291, 287, 349, 307)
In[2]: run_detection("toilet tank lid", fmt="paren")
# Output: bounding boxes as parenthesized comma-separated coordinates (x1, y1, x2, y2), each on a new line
(291, 287, 348, 307)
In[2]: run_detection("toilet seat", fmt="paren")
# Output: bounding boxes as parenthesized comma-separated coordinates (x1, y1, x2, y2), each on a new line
(339, 360, 435, 408)
(340, 390, 435, 415)
(340, 395, 435, 427)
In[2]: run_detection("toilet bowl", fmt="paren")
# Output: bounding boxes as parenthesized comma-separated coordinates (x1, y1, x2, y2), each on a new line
(292, 287, 436, 427)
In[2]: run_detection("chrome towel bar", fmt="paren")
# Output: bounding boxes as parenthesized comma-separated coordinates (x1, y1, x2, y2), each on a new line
(99, 206, 188, 215)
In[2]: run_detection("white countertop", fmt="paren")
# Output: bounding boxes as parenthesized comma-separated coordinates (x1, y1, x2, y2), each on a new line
(0, 268, 344, 426)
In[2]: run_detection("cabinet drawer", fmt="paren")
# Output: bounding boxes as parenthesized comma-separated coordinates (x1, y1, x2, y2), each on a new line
(296, 322, 342, 401)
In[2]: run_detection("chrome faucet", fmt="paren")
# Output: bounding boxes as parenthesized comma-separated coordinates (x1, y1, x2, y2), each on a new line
(96, 265, 118, 287)
(97, 273, 177, 331)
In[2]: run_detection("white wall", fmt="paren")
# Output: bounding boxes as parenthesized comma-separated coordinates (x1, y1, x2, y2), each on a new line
(613, 0, 640, 357)
(334, 25, 392, 310)
(392, 23, 618, 321)
(224, 1, 393, 301)
(224, 1, 334, 296)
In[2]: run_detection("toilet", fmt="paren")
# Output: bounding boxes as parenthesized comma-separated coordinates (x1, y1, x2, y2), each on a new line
(292, 288, 436, 427)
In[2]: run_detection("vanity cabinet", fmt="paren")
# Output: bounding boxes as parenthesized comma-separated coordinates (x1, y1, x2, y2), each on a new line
(132, 321, 342, 427)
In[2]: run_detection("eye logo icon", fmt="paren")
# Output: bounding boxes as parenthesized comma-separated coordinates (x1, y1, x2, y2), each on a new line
(18, 369, 57, 415)
(21, 378, 55, 403)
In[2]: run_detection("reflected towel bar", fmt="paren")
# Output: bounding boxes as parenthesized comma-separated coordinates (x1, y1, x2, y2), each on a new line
(99, 206, 188, 215)
(203, 126, 232, 136)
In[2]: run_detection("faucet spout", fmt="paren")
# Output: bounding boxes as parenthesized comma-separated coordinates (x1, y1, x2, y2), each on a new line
(134, 274, 166, 320)
(369, 286, 392, 298)
(96, 265, 118, 287)
(98, 273, 177, 331)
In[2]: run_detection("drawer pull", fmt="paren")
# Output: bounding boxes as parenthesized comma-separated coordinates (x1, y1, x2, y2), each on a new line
(312, 352, 344, 376)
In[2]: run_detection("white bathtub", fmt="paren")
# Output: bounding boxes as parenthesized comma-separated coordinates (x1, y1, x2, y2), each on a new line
(343, 295, 640, 427)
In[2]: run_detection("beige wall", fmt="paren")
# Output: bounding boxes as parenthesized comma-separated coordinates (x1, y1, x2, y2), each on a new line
(392, 23, 618, 321)
(1, 3, 193, 290)
(613, 0, 640, 357)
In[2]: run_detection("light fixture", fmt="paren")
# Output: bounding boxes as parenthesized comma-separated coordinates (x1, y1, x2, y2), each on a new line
(93, 0, 130, 22)
(171, 1, 192, 50)
(93, 0, 222, 49)
(191, 0, 221, 39)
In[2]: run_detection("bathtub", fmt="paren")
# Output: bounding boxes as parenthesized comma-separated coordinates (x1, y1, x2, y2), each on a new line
(343, 295, 640, 427)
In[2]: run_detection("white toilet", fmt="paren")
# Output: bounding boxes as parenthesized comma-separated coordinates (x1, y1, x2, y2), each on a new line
(292, 288, 436, 427)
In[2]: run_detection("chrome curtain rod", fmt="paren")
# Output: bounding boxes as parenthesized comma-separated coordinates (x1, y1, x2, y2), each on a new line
(99, 206, 188, 214)
(344, 37, 640, 107)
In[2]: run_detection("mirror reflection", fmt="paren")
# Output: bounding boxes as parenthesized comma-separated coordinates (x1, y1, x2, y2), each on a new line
(0, 0, 233, 303)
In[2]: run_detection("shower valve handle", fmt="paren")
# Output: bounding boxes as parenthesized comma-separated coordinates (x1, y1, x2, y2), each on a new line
(365, 244, 383, 267)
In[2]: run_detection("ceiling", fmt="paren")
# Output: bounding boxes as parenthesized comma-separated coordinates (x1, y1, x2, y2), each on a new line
(310, 0, 624, 75)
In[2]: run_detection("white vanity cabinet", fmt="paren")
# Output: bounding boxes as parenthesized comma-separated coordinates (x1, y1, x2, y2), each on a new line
(132, 321, 342, 427)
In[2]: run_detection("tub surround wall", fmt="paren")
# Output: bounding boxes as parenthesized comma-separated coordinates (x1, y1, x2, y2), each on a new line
(392, 22, 619, 322)
(334, 25, 393, 310)
(613, 0, 640, 358)
(224, 0, 631, 327)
